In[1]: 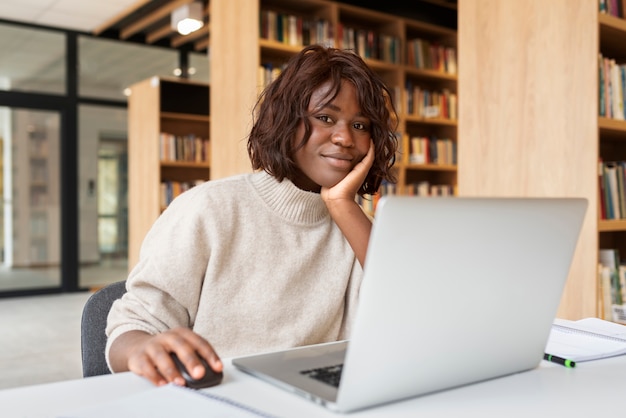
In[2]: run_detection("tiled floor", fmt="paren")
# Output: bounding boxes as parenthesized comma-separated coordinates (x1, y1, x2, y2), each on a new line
(0, 259, 128, 390)
(0, 290, 95, 390)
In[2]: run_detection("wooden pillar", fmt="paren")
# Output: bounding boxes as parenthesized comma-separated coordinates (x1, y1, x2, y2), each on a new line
(458, 0, 598, 319)
(210, 0, 260, 179)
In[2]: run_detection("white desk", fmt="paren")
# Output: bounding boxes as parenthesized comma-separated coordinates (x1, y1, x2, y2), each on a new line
(3, 356, 626, 418)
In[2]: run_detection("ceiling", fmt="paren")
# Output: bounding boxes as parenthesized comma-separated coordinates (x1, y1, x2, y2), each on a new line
(0, 0, 456, 51)
(0, 1, 456, 99)
(0, 0, 142, 32)
(0, 0, 211, 51)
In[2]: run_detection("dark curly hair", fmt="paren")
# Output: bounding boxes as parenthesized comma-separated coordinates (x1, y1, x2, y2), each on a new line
(247, 44, 398, 196)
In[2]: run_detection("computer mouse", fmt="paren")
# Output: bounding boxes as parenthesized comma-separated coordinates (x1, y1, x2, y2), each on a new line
(170, 352, 223, 389)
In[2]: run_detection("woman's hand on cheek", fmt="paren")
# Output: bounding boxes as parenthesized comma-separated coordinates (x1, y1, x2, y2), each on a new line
(321, 140, 375, 205)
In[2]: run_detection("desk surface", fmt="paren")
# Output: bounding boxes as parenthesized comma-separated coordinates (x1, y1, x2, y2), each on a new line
(3, 356, 626, 418)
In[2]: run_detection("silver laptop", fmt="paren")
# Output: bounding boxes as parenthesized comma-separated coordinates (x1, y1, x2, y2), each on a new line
(233, 196, 588, 413)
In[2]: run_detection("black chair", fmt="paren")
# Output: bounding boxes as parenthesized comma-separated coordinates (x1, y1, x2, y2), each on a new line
(80, 280, 127, 377)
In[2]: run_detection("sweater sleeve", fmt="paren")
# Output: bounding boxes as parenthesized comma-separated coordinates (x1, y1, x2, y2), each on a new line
(104, 187, 212, 369)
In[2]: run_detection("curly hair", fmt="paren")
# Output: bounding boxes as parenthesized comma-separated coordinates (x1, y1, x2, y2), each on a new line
(247, 44, 398, 196)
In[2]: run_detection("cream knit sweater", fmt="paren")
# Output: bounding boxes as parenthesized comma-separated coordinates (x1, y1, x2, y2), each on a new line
(105, 171, 363, 367)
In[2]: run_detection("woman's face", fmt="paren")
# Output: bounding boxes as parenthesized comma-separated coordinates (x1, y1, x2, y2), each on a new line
(291, 79, 372, 192)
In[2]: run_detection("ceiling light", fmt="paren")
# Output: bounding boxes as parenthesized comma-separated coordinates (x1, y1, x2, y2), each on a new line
(171, 1, 204, 36)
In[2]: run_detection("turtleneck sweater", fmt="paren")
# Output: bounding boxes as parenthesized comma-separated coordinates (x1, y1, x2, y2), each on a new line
(105, 171, 363, 369)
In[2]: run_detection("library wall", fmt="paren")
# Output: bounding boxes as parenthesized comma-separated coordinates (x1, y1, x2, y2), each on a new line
(458, 0, 598, 319)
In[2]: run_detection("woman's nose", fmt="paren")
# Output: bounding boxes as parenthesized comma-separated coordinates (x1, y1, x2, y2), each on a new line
(331, 124, 354, 147)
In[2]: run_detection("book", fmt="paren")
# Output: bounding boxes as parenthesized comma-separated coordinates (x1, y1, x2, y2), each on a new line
(599, 248, 623, 306)
(604, 162, 621, 219)
(545, 317, 626, 362)
(598, 263, 613, 320)
(59, 383, 277, 418)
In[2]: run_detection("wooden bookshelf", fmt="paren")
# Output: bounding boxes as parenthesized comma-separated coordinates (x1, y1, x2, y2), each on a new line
(127, 77, 210, 269)
(211, 0, 458, 198)
(125, 0, 626, 323)
(598, 10, 626, 318)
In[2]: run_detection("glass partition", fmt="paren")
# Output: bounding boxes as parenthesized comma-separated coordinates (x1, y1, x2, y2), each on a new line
(188, 50, 210, 83)
(0, 24, 65, 95)
(78, 104, 128, 289)
(79, 36, 179, 101)
(0, 107, 61, 291)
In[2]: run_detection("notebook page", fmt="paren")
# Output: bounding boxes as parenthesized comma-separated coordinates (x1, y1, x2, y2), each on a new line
(545, 318, 626, 362)
(569, 317, 626, 338)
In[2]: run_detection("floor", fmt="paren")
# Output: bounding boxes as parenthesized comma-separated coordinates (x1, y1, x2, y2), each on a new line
(0, 290, 95, 390)
(0, 261, 127, 390)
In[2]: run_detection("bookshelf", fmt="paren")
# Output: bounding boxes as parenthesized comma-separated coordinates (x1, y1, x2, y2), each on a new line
(399, 18, 457, 197)
(128, 77, 210, 269)
(597, 10, 626, 321)
(211, 0, 458, 199)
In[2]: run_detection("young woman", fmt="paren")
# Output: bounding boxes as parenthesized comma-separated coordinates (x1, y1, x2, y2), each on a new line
(106, 44, 398, 387)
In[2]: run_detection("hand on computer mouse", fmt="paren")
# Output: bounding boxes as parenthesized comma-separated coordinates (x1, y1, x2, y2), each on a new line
(170, 352, 223, 389)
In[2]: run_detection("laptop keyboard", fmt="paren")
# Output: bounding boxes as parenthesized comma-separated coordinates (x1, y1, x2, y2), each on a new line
(300, 364, 343, 388)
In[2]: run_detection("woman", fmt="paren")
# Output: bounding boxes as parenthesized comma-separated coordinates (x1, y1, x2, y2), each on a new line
(106, 44, 398, 387)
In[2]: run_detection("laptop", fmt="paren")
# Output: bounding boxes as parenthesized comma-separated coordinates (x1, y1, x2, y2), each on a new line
(232, 196, 588, 413)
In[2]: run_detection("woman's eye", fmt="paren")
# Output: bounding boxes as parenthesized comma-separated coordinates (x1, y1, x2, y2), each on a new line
(353, 122, 368, 131)
(317, 115, 333, 123)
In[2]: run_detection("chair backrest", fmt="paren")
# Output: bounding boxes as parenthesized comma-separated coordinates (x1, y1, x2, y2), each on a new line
(81, 280, 127, 377)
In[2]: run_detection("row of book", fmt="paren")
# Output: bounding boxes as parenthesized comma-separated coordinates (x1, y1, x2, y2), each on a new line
(406, 181, 454, 197)
(259, 10, 333, 48)
(336, 25, 401, 64)
(598, 53, 626, 120)
(160, 180, 206, 208)
(356, 180, 455, 214)
(355, 181, 397, 214)
(256, 74, 458, 123)
(598, 248, 626, 324)
(600, 0, 624, 17)
(259, 9, 456, 71)
(598, 159, 626, 220)
(403, 84, 457, 120)
(408, 135, 456, 166)
(406, 38, 457, 75)
(257, 63, 287, 91)
(374, 180, 455, 197)
(159, 133, 210, 163)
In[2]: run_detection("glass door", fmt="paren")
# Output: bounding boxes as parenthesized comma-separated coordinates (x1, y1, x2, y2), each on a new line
(78, 105, 128, 290)
(0, 107, 61, 291)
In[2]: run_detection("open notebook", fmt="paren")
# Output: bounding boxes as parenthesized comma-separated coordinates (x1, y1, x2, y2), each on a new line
(233, 196, 588, 413)
(546, 317, 626, 362)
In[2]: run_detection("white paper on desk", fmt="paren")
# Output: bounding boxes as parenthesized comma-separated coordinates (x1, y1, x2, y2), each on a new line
(58, 384, 276, 418)
(545, 318, 626, 362)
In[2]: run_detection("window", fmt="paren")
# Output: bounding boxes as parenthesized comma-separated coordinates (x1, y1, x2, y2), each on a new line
(79, 36, 179, 101)
(0, 24, 65, 95)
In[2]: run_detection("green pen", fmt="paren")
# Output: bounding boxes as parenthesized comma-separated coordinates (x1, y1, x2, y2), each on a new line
(544, 353, 576, 368)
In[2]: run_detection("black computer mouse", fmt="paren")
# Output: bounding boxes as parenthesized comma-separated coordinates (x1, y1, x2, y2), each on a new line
(170, 352, 223, 389)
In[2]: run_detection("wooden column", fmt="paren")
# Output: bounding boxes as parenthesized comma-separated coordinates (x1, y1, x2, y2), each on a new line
(458, 0, 598, 319)
(209, 0, 260, 179)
